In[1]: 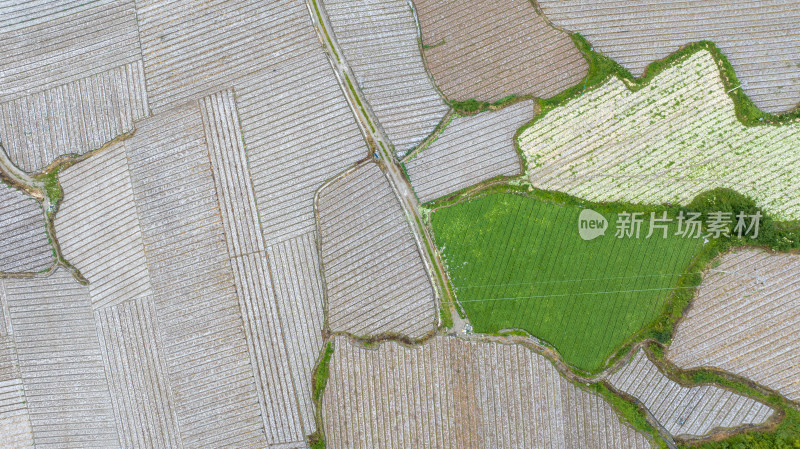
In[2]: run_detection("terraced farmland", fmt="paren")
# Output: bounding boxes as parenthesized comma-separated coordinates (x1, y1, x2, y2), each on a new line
(322, 0, 450, 151)
(317, 163, 437, 338)
(412, 0, 588, 103)
(0, 0, 146, 173)
(3, 270, 120, 448)
(520, 49, 800, 221)
(55, 142, 152, 310)
(609, 350, 774, 438)
(323, 336, 654, 448)
(668, 249, 800, 403)
(538, 0, 800, 113)
(405, 101, 532, 203)
(0, 183, 52, 273)
(431, 192, 704, 372)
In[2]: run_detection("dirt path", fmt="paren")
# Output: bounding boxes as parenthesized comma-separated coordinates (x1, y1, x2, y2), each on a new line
(306, 0, 456, 325)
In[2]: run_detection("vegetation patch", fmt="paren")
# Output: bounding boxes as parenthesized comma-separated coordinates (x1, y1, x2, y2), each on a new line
(429, 185, 800, 373)
(308, 341, 335, 449)
(34, 168, 63, 211)
(448, 94, 519, 115)
(430, 190, 704, 372)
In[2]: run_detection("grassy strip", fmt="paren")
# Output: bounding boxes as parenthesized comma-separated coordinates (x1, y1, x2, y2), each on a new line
(410, 210, 453, 329)
(593, 383, 668, 448)
(344, 74, 376, 134)
(310, 0, 340, 63)
(448, 94, 520, 115)
(33, 168, 63, 211)
(307, 342, 335, 449)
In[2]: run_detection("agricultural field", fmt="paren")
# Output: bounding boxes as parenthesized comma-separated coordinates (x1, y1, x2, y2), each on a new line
(323, 336, 654, 448)
(412, 0, 588, 103)
(0, 0, 146, 173)
(5, 0, 800, 446)
(54, 0, 368, 244)
(0, 182, 52, 273)
(2, 269, 120, 447)
(54, 141, 152, 310)
(322, 0, 450, 152)
(405, 100, 532, 203)
(538, 0, 800, 113)
(0, 333, 34, 448)
(520, 49, 800, 221)
(317, 163, 437, 338)
(668, 249, 800, 403)
(608, 350, 775, 439)
(430, 192, 704, 372)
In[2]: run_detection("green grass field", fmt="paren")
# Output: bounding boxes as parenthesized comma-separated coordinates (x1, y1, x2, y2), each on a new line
(431, 192, 704, 372)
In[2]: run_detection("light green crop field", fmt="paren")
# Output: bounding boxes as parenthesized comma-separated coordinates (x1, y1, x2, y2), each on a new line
(431, 192, 704, 372)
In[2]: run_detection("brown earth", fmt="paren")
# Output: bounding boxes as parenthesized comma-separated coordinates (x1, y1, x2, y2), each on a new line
(412, 0, 588, 102)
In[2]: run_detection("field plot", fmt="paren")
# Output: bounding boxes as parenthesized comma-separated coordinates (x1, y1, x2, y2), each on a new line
(431, 193, 703, 372)
(412, 0, 588, 103)
(0, 0, 146, 173)
(537, 0, 800, 113)
(135, 0, 367, 243)
(95, 297, 181, 449)
(520, 49, 800, 221)
(609, 350, 774, 438)
(668, 249, 800, 403)
(318, 163, 437, 337)
(55, 142, 152, 310)
(405, 101, 532, 203)
(199, 89, 309, 443)
(266, 232, 327, 436)
(322, 0, 450, 151)
(3, 269, 120, 448)
(1, 0, 114, 31)
(323, 336, 653, 448)
(124, 105, 271, 447)
(0, 334, 34, 449)
(0, 183, 52, 273)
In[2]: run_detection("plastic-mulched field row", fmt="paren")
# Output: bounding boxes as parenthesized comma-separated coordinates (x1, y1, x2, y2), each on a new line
(668, 249, 800, 403)
(0, 183, 52, 273)
(323, 336, 653, 449)
(538, 0, 800, 113)
(609, 350, 774, 438)
(317, 163, 437, 338)
(0, 0, 146, 173)
(123, 104, 271, 448)
(431, 193, 703, 372)
(519, 50, 800, 221)
(55, 141, 152, 310)
(405, 100, 532, 203)
(0, 330, 34, 448)
(104, 0, 369, 243)
(2, 270, 120, 448)
(323, 0, 450, 152)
